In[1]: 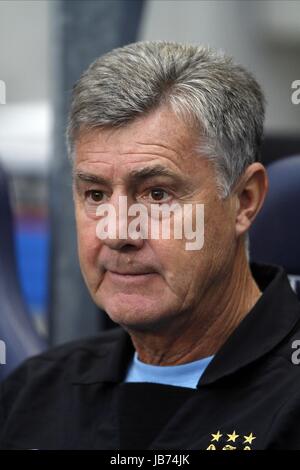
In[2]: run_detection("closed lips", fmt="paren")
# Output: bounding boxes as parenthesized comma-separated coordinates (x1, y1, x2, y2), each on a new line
(109, 270, 155, 275)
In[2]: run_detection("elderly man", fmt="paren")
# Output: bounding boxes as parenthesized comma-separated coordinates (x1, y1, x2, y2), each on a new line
(1, 41, 300, 451)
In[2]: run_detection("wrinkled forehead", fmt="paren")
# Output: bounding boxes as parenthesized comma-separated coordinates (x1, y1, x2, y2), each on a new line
(73, 107, 210, 180)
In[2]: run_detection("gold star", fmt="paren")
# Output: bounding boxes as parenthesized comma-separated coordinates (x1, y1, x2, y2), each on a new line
(227, 431, 239, 442)
(211, 431, 223, 442)
(243, 433, 256, 445)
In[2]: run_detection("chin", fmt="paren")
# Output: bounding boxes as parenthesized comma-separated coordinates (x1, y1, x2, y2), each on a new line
(100, 294, 175, 331)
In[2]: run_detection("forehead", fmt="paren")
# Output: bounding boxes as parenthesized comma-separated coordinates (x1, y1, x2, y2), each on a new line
(74, 107, 204, 177)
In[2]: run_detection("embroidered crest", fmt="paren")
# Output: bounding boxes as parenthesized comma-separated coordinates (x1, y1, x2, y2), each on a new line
(206, 430, 256, 450)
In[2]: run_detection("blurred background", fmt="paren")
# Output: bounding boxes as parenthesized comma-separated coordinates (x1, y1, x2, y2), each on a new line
(0, 0, 300, 379)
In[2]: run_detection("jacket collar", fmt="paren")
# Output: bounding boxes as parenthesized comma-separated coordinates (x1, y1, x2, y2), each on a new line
(71, 327, 133, 385)
(72, 263, 300, 386)
(199, 263, 300, 386)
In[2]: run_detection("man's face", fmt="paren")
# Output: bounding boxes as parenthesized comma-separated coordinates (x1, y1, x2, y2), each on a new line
(73, 107, 237, 331)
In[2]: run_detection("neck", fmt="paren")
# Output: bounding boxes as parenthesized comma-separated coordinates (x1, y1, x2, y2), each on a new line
(126, 243, 262, 366)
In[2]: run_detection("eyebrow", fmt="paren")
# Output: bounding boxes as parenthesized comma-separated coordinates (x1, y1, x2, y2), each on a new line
(74, 164, 187, 187)
(74, 171, 108, 187)
(129, 165, 185, 185)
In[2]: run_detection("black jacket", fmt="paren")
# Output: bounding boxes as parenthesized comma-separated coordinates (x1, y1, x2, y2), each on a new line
(1, 263, 300, 450)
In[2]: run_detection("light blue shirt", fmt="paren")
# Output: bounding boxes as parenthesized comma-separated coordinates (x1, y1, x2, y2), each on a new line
(125, 353, 214, 389)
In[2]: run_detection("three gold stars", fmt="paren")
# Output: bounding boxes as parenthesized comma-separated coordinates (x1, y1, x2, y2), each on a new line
(209, 430, 256, 448)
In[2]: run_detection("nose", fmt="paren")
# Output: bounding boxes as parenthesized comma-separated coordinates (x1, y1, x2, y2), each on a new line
(102, 233, 144, 251)
(96, 194, 145, 251)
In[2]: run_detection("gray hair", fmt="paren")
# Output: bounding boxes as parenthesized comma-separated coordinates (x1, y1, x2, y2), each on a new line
(67, 41, 265, 198)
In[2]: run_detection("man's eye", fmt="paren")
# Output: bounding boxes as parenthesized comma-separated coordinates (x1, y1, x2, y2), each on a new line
(86, 190, 105, 203)
(148, 188, 170, 202)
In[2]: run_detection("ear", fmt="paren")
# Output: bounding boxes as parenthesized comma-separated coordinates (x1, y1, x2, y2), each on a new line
(234, 163, 268, 237)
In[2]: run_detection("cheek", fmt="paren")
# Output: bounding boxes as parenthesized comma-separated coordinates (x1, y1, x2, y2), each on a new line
(148, 238, 200, 295)
(203, 203, 236, 268)
(76, 215, 101, 271)
(148, 238, 185, 268)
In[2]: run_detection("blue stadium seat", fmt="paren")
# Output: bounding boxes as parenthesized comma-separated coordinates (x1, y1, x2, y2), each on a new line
(250, 155, 300, 298)
(0, 161, 47, 381)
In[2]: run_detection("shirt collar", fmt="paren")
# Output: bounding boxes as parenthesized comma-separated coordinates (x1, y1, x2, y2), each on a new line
(72, 263, 300, 386)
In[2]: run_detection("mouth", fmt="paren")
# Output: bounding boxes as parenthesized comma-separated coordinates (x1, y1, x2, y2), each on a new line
(106, 270, 158, 284)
